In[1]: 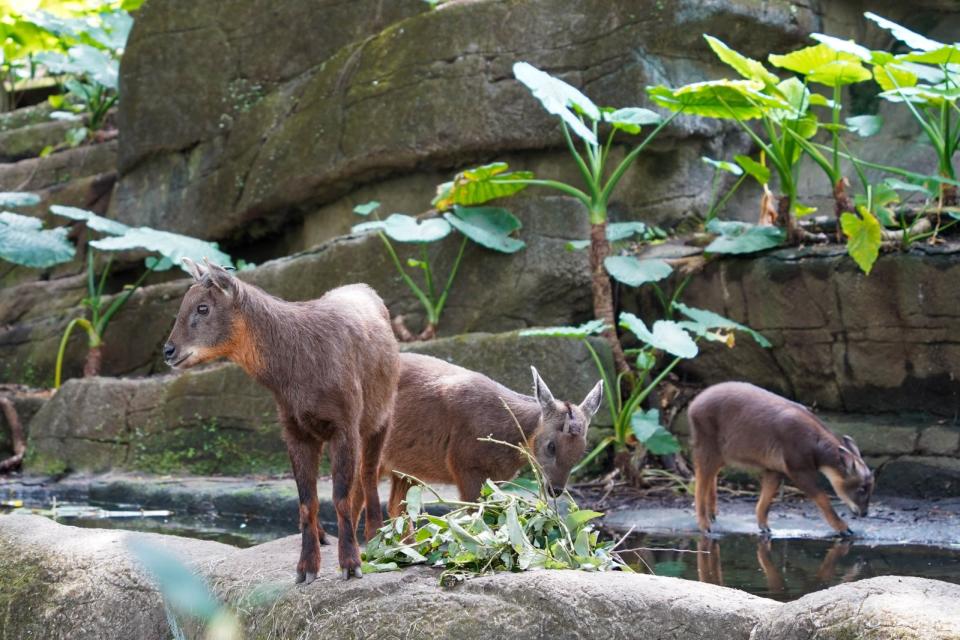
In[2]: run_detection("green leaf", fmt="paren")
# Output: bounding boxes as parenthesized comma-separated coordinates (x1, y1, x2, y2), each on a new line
(89, 227, 234, 273)
(864, 13, 942, 53)
(705, 219, 785, 255)
(50, 205, 130, 236)
(704, 35, 780, 86)
(444, 206, 525, 253)
(65, 126, 88, 147)
(768, 44, 870, 86)
(602, 107, 662, 134)
(809, 34, 873, 63)
(432, 162, 533, 211)
(566, 221, 648, 251)
(841, 206, 882, 275)
(0, 192, 40, 208)
(563, 509, 603, 533)
(883, 178, 933, 196)
(353, 201, 380, 216)
(619, 312, 698, 359)
(603, 256, 672, 287)
(513, 61, 600, 145)
(702, 156, 743, 176)
(845, 114, 883, 137)
(405, 485, 423, 519)
(505, 503, 531, 549)
(900, 46, 960, 66)
(353, 213, 452, 244)
(127, 538, 221, 620)
(647, 80, 782, 120)
(795, 203, 817, 217)
(519, 319, 607, 339)
(0, 212, 76, 268)
(734, 155, 770, 185)
(630, 409, 680, 455)
(873, 63, 918, 93)
(673, 302, 771, 348)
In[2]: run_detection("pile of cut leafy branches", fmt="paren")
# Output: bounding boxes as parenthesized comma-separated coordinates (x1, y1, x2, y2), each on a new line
(362, 437, 630, 585)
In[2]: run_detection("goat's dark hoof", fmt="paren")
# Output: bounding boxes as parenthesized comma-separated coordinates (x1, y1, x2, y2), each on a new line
(759, 526, 772, 536)
(838, 528, 855, 539)
(296, 570, 318, 585)
(318, 536, 330, 546)
(341, 567, 363, 580)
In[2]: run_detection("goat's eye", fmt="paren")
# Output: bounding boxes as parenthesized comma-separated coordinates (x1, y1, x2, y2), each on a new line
(546, 441, 556, 456)
(197, 304, 209, 315)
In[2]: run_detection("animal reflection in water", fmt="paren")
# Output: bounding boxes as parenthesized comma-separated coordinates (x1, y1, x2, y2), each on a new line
(695, 537, 864, 594)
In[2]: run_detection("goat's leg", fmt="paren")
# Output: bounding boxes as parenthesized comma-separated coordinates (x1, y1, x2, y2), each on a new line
(388, 473, 413, 519)
(329, 426, 363, 579)
(452, 467, 486, 502)
(756, 470, 782, 534)
(359, 423, 388, 541)
(694, 455, 721, 533)
(285, 434, 323, 584)
(789, 470, 852, 536)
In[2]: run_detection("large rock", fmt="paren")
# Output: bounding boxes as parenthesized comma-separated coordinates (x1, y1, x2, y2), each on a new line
(0, 196, 593, 383)
(2, 514, 958, 639)
(637, 243, 960, 416)
(112, 0, 817, 242)
(24, 331, 613, 474)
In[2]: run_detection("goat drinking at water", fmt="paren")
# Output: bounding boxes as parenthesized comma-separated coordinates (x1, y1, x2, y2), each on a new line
(368, 352, 603, 518)
(164, 258, 399, 582)
(688, 381, 874, 537)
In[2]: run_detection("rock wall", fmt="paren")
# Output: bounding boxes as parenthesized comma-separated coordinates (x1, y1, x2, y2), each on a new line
(23, 332, 613, 474)
(1, 514, 958, 640)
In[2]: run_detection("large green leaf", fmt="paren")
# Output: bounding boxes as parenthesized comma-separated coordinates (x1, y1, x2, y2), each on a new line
(353, 213, 452, 244)
(648, 80, 782, 120)
(50, 205, 130, 236)
(846, 114, 883, 137)
(630, 409, 681, 455)
(769, 44, 870, 86)
(705, 219, 785, 254)
(734, 155, 770, 185)
(673, 302, 771, 348)
(809, 34, 873, 63)
(519, 319, 607, 339)
(603, 256, 672, 287)
(37, 44, 119, 89)
(864, 13, 942, 53)
(0, 212, 76, 268)
(89, 227, 235, 273)
(0, 192, 40, 208)
(900, 46, 960, 66)
(432, 163, 533, 211)
(840, 206, 882, 275)
(602, 107, 662, 134)
(566, 221, 649, 251)
(619, 312, 698, 359)
(704, 35, 780, 86)
(353, 201, 380, 216)
(443, 206, 525, 254)
(873, 63, 918, 92)
(513, 62, 600, 145)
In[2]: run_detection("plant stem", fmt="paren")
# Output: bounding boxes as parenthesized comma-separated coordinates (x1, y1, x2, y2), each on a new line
(589, 218, 629, 377)
(378, 232, 437, 325)
(433, 235, 468, 324)
(55, 317, 100, 388)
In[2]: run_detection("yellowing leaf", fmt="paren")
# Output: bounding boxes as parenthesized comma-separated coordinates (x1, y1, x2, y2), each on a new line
(704, 35, 780, 86)
(841, 206, 882, 274)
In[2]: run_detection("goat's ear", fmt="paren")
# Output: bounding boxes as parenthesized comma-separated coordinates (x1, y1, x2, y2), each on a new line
(837, 446, 857, 474)
(181, 257, 206, 282)
(202, 258, 237, 295)
(579, 379, 604, 419)
(531, 366, 556, 413)
(841, 435, 861, 458)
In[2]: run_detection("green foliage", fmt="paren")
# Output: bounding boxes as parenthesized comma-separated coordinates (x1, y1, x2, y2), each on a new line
(841, 205, 882, 274)
(603, 256, 672, 287)
(432, 162, 533, 211)
(351, 199, 525, 338)
(704, 219, 786, 255)
(0, 210, 75, 267)
(701, 156, 747, 222)
(363, 441, 629, 581)
(565, 221, 663, 251)
(619, 312, 698, 359)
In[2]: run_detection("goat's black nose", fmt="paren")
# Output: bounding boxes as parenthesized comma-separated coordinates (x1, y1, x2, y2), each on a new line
(163, 343, 176, 360)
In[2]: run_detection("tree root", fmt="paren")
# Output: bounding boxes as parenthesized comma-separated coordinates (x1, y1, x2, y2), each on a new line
(391, 315, 436, 342)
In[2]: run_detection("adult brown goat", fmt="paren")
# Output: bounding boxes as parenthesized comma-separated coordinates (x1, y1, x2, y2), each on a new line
(165, 258, 399, 583)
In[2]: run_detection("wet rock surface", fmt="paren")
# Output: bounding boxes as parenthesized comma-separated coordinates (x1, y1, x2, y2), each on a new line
(1, 513, 957, 640)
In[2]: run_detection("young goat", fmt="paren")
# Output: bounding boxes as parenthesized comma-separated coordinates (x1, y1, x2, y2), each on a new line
(165, 259, 399, 583)
(369, 352, 603, 518)
(688, 381, 874, 537)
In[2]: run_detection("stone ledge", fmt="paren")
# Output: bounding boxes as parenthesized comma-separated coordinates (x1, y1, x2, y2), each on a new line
(1, 514, 957, 640)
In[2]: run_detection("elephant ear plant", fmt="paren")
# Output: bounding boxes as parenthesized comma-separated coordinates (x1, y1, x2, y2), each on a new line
(445, 62, 679, 375)
(353, 195, 525, 341)
(48, 205, 237, 386)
